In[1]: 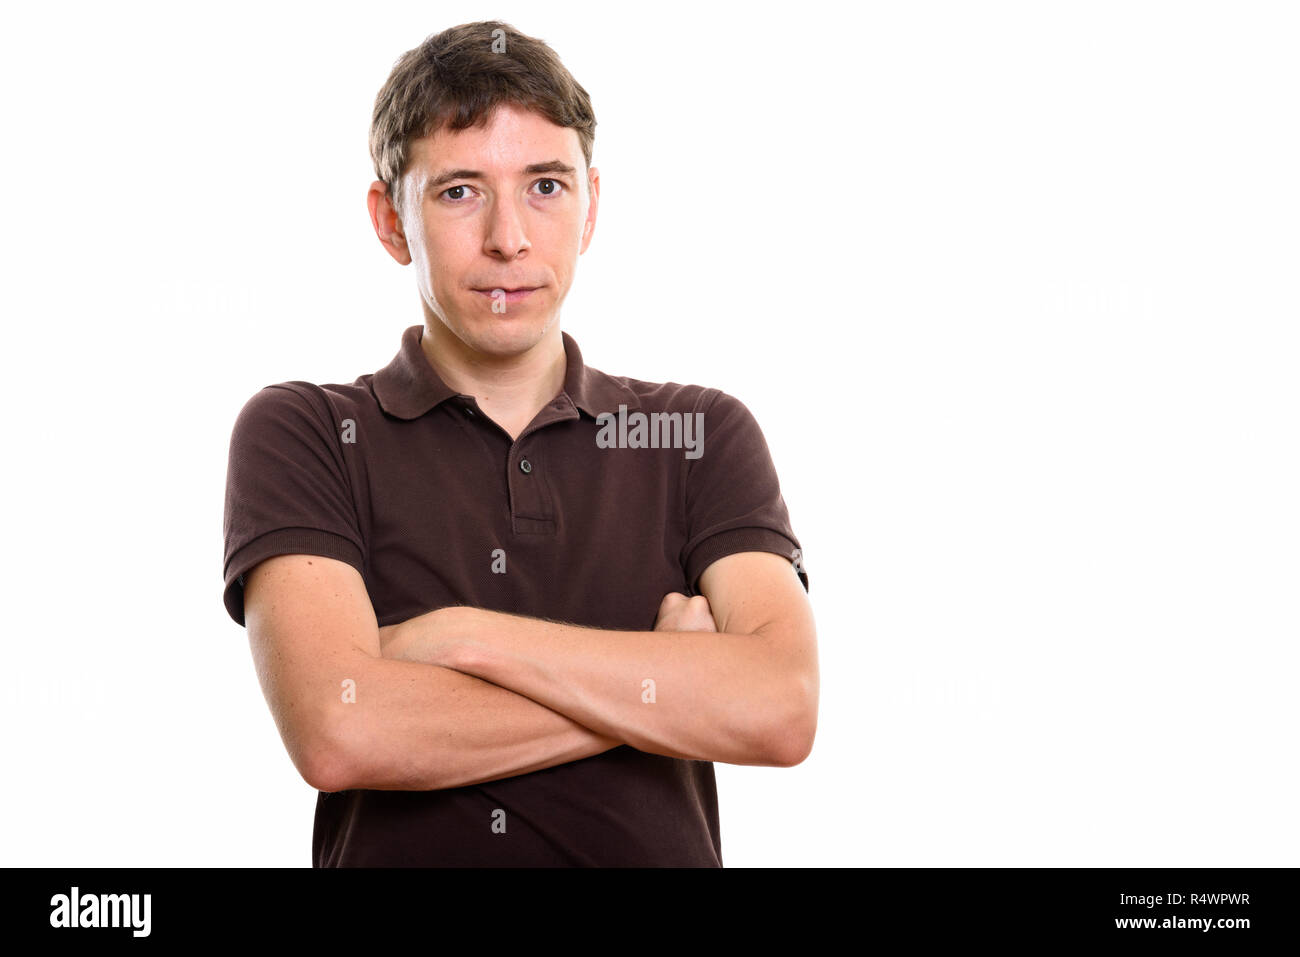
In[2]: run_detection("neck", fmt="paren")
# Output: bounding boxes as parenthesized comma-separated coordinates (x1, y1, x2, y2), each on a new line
(419, 320, 567, 435)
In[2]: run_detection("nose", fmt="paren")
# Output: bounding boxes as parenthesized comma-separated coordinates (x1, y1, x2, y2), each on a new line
(484, 194, 530, 259)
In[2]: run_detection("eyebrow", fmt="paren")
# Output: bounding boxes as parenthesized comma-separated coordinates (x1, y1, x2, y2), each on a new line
(423, 160, 577, 194)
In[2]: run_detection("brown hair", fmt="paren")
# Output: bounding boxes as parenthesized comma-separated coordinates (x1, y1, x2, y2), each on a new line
(369, 21, 597, 217)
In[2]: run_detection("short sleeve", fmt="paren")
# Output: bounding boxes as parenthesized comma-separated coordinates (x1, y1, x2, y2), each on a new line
(680, 389, 808, 594)
(222, 383, 366, 626)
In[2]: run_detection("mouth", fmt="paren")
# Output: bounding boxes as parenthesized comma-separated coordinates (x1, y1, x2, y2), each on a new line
(472, 286, 540, 305)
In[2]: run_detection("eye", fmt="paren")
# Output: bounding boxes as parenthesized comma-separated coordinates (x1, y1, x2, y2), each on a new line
(439, 180, 565, 202)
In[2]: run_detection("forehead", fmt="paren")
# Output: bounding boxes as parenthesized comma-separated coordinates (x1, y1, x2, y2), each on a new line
(407, 102, 582, 172)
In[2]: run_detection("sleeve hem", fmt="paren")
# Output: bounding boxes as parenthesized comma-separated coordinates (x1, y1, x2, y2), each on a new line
(684, 527, 809, 595)
(223, 527, 366, 626)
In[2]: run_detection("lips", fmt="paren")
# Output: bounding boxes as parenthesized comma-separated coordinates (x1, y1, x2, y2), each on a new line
(473, 286, 539, 304)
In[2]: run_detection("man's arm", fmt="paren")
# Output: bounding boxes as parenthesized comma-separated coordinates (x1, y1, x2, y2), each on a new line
(243, 553, 622, 793)
(386, 551, 819, 767)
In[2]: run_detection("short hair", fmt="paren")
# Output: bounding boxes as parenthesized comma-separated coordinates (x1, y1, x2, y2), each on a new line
(369, 20, 597, 217)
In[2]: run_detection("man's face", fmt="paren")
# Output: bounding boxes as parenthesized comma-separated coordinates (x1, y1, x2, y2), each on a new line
(376, 102, 599, 359)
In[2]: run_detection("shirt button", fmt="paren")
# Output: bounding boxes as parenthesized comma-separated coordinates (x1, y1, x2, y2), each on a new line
(463, 407, 475, 417)
(519, 458, 533, 474)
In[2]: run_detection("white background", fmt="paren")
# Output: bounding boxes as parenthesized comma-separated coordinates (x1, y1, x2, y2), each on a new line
(1, 0, 1296, 867)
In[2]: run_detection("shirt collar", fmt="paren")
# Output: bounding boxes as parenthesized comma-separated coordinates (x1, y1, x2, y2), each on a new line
(372, 324, 640, 421)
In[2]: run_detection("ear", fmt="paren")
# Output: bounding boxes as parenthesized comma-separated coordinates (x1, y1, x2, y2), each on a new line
(579, 166, 600, 253)
(368, 180, 412, 266)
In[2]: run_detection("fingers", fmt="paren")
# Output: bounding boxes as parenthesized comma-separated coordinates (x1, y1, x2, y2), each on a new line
(654, 592, 717, 632)
(683, 595, 718, 632)
(653, 592, 686, 630)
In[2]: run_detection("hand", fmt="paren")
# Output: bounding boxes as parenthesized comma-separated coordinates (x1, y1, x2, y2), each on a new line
(653, 592, 718, 633)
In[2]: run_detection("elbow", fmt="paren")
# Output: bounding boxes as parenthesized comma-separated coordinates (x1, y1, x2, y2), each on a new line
(303, 750, 352, 793)
(302, 714, 444, 792)
(300, 747, 350, 794)
(763, 678, 818, 768)
(766, 718, 816, 768)
(297, 719, 357, 793)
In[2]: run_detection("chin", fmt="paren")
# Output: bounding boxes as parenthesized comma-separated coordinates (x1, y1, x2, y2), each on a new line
(461, 316, 553, 355)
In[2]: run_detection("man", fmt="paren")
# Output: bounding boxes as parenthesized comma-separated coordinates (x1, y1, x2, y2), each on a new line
(222, 20, 817, 867)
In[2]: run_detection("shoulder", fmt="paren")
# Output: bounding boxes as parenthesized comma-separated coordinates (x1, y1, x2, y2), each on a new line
(593, 368, 753, 419)
(605, 372, 769, 438)
(231, 375, 380, 435)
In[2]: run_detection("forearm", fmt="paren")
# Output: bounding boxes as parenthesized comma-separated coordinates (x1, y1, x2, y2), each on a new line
(327, 651, 620, 792)
(397, 607, 810, 766)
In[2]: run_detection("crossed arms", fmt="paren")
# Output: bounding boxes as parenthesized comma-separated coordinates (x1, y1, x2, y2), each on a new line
(243, 550, 818, 792)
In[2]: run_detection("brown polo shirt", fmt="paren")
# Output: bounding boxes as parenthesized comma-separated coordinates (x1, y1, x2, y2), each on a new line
(222, 324, 808, 866)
